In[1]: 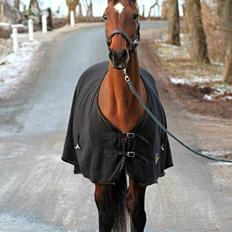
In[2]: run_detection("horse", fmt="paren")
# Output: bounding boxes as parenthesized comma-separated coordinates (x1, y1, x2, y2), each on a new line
(62, 0, 173, 231)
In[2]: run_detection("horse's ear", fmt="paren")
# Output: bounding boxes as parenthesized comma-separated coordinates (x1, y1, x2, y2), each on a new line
(129, 0, 137, 5)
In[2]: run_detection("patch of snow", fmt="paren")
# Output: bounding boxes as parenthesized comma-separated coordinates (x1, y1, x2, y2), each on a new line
(223, 96, 232, 101)
(155, 33, 190, 60)
(170, 75, 232, 102)
(0, 22, 11, 27)
(203, 95, 214, 101)
(11, 24, 27, 29)
(161, 34, 168, 41)
(214, 84, 232, 94)
(170, 75, 222, 85)
(201, 149, 232, 160)
(169, 77, 186, 85)
(0, 40, 40, 99)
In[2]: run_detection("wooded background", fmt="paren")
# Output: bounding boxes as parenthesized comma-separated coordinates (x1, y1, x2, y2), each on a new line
(167, 0, 232, 84)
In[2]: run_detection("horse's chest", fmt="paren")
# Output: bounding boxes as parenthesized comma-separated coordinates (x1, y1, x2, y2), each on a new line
(88, 98, 162, 156)
(98, 110, 146, 134)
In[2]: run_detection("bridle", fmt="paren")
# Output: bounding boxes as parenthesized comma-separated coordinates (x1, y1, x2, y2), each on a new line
(106, 21, 141, 53)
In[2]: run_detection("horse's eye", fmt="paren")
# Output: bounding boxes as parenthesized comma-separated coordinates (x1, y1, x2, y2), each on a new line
(133, 14, 139, 20)
(103, 15, 107, 20)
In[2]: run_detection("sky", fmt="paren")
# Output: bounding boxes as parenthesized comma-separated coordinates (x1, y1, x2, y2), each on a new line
(19, 1, 184, 17)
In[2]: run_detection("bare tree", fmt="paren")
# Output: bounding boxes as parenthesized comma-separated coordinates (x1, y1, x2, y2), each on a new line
(217, 0, 232, 84)
(182, 2, 189, 33)
(77, 2, 83, 17)
(0, 0, 21, 23)
(161, 0, 168, 19)
(14, 0, 20, 10)
(29, 0, 40, 12)
(186, 0, 209, 63)
(141, 4, 145, 18)
(148, 0, 158, 18)
(85, 0, 93, 17)
(168, 0, 180, 45)
(66, 0, 79, 22)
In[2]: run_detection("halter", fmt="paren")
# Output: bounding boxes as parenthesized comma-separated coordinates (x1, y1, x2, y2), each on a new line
(106, 21, 141, 53)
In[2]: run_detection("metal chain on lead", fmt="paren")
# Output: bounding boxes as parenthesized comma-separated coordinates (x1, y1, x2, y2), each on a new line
(123, 69, 232, 163)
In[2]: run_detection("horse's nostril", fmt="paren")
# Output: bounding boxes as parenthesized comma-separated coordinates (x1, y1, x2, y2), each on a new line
(120, 49, 129, 61)
(109, 49, 129, 63)
(109, 50, 116, 62)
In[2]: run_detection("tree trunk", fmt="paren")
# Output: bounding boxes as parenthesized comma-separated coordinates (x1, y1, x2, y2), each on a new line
(224, 41, 232, 84)
(161, 1, 168, 20)
(14, 0, 20, 10)
(141, 4, 145, 18)
(85, 0, 93, 17)
(182, 3, 189, 33)
(186, 0, 209, 63)
(78, 3, 83, 17)
(66, 0, 79, 23)
(148, 1, 158, 18)
(168, 0, 180, 45)
(217, 0, 232, 84)
(29, 0, 40, 13)
(0, 2, 4, 19)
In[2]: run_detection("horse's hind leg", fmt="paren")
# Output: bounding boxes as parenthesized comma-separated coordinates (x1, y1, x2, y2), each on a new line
(126, 178, 147, 232)
(94, 184, 115, 232)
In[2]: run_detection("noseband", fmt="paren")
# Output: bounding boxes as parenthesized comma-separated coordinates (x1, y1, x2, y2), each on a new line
(106, 22, 141, 53)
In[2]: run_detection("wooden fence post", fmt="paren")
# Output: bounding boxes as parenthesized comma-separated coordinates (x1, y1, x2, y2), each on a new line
(42, 15, 47, 33)
(28, 19, 34, 41)
(70, 11, 75, 26)
(12, 27, 19, 53)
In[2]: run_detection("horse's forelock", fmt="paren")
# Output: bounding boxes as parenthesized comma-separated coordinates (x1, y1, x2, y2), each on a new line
(112, 0, 137, 6)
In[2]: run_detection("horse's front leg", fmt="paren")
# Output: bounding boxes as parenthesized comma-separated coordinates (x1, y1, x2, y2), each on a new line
(126, 177, 147, 232)
(94, 184, 115, 232)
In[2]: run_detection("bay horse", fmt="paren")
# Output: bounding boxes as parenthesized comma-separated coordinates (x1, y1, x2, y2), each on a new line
(62, 0, 173, 231)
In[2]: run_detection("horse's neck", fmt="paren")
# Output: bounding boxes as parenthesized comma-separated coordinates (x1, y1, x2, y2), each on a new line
(107, 52, 140, 102)
(98, 51, 147, 133)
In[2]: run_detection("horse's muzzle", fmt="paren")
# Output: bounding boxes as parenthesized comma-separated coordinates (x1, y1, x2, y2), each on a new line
(109, 49, 129, 69)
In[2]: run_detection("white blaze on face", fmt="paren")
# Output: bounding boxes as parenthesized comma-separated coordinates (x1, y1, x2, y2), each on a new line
(114, 3, 124, 14)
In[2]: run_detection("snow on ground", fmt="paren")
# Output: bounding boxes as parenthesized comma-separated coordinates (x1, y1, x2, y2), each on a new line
(170, 75, 222, 85)
(155, 34, 190, 60)
(170, 75, 232, 102)
(201, 149, 232, 164)
(203, 84, 232, 101)
(0, 22, 103, 101)
(154, 33, 232, 101)
(0, 38, 40, 100)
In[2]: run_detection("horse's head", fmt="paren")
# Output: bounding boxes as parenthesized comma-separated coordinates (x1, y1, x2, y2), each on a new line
(104, 0, 140, 70)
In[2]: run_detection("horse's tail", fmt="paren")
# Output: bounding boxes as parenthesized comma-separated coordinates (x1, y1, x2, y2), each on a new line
(112, 170, 127, 232)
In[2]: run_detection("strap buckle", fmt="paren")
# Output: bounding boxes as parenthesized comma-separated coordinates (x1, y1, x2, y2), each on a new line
(127, 133, 135, 139)
(127, 152, 135, 158)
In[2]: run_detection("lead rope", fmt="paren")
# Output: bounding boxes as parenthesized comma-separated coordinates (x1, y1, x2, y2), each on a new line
(123, 69, 232, 163)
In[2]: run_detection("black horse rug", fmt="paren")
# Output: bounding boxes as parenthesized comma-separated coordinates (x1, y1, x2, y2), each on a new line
(62, 62, 173, 186)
